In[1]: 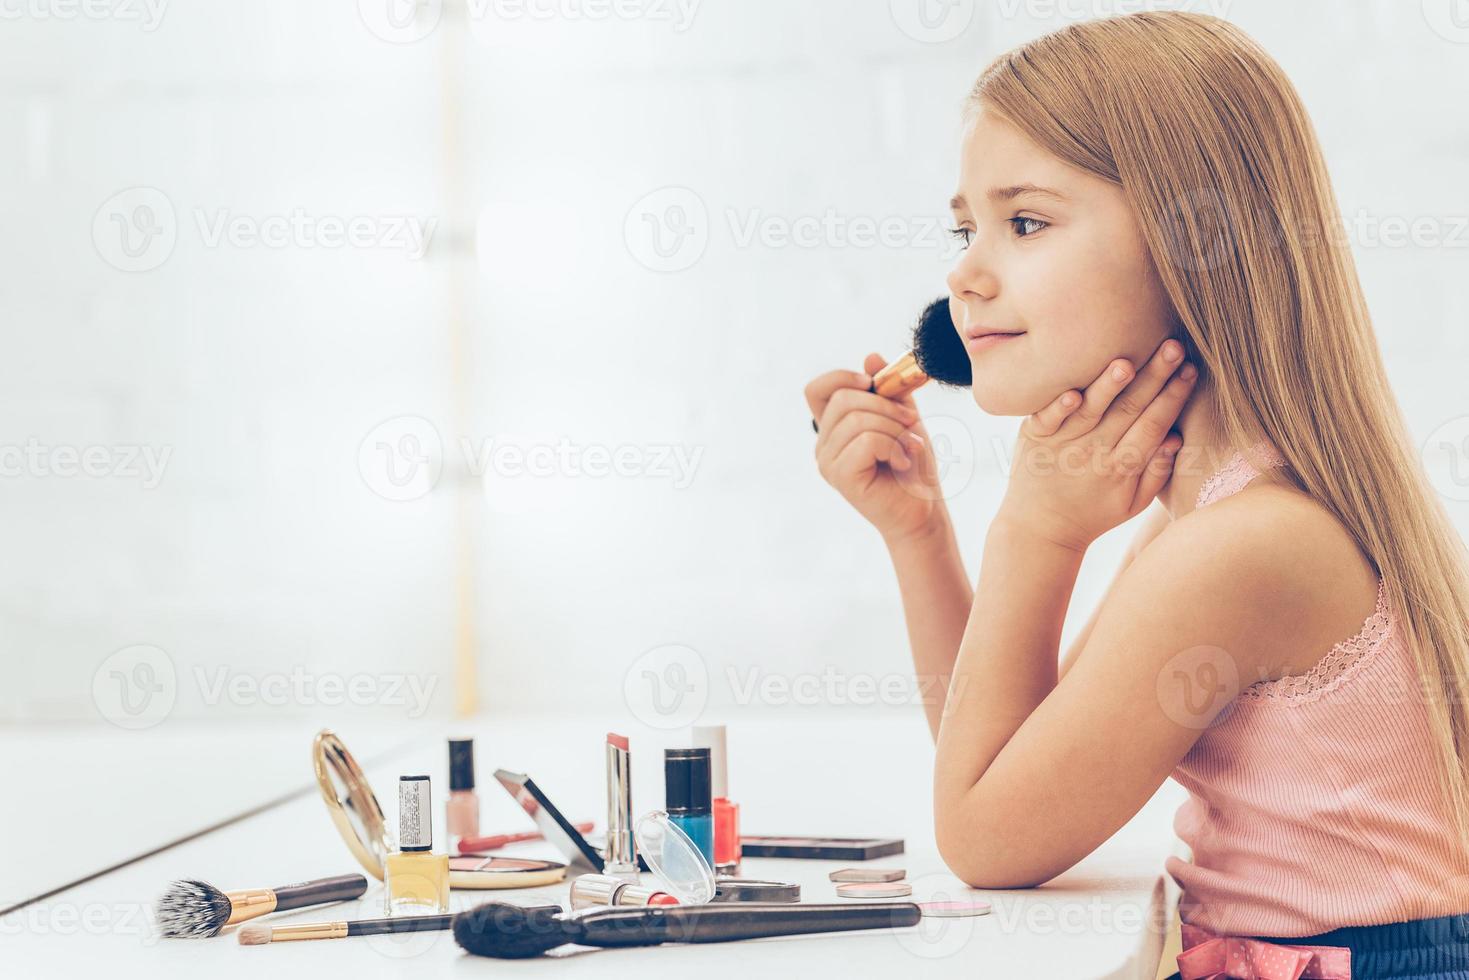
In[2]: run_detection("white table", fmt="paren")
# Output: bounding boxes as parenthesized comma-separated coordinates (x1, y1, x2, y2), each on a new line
(4, 713, 1186, 978)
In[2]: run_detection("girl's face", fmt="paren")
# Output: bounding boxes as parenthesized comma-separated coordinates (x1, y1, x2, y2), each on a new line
(946, 107, 1177, 416)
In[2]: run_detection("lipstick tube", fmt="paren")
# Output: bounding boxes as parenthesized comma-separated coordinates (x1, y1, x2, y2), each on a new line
(604, 733, 638, 881)
(569, 874, 679, 910)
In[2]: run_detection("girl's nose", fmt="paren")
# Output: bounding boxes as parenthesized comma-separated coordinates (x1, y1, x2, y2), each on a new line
(947, 247, 1000, 308)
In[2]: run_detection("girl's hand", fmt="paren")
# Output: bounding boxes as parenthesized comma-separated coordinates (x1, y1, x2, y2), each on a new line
(997, 338, 1197, 553)
(805, 352, 946, 545)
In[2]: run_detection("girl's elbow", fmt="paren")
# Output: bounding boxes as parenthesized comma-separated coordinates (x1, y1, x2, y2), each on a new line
(935, 813, 1053, 890)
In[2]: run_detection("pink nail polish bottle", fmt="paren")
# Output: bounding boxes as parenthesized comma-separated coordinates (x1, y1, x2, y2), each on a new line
(446, 737, 479, 841)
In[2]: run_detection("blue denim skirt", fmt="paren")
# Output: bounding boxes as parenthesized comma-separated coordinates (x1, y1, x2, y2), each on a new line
(1164, 912, 1469, 979)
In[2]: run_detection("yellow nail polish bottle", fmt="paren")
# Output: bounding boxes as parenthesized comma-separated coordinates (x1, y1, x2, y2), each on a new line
(385, 775, 450, 915)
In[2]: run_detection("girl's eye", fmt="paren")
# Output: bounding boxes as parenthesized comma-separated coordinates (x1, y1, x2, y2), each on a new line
(947, 227, 973, 248)
(1009, 216, 1048, 238)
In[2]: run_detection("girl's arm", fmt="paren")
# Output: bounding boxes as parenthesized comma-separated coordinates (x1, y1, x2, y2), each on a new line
(1058, 501, 1173, 682)
(932, 511, 1299, 888)
(933, 341, 1206, 887)
(884, 511, 973, 742)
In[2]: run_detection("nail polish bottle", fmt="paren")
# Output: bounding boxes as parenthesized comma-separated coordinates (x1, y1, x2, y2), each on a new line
(691, 725, 741, 875)
(385, 775, 449, 915)
(446, 737, 479, 840)
(664, 747, 714, 868)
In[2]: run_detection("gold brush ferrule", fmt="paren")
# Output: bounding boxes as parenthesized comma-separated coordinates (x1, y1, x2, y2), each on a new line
(262, 922, 352, 942)
(223, 889, 279, 925)
(871, 350, 929, 399)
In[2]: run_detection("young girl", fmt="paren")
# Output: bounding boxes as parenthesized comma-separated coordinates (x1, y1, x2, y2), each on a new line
(805, 12, 1469, 979)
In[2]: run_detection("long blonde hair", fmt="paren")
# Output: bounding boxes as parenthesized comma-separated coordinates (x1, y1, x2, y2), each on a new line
(970, 11, 1469, 849)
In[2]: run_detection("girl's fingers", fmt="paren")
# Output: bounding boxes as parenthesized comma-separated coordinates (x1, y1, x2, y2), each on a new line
(816, 410, 915, 467)
(1059, 358, 1137, 437)
(1115, 363, 1198, 462)
(816, 385, 919, 440)
(829, 430, 910, 482)
(894, 431, 937, 489)
(1131, 433, 1184, 514)
(1024, 388, 1083, 438)
(804, 367, 874, 422)
(1095, 340, 1187, 445)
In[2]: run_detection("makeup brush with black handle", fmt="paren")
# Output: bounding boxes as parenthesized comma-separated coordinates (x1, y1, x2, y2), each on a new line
(155, 874, 369, 938)
(815, 296, 970, 432)
(453, 901, 923, 959)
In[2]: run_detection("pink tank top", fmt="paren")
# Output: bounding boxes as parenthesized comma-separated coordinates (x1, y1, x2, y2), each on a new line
(1167, 441, 1469, 937)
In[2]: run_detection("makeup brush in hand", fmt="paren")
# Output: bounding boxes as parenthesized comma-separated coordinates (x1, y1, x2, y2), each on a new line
(452, 901, 922, 959)
(872, 295, 972, 397)
(155, 873, 368, 938)
(816, 297, 970, 432)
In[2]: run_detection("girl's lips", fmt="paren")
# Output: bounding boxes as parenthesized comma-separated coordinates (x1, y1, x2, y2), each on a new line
(966, 332, 1024, 351)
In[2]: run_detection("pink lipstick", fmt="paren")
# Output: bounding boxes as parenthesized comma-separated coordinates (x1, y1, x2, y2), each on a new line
(604, 732, 638, 882)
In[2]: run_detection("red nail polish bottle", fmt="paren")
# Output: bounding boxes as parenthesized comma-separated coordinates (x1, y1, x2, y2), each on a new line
(692, 724, 741, 875)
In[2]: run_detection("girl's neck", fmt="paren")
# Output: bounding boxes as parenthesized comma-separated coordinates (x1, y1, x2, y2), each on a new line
(1155, 379, 1276, 520)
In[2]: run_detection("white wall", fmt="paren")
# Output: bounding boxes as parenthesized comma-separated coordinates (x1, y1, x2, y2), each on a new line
(3, 0, 1467, 728)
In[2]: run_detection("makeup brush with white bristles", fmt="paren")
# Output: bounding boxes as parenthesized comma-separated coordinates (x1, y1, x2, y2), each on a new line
(155, 874, 368, 938)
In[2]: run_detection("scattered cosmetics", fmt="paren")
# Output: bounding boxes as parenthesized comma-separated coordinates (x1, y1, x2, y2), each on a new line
(834, 881, 914, 899)
(161, 725, 934, 961)
(829, 867, 907, 883)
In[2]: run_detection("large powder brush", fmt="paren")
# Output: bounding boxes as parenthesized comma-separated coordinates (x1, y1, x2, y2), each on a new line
(452, 901, 922, 959)
(869, 296, 972, 399)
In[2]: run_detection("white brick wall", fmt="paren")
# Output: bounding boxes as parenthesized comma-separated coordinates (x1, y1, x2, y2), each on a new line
(3, 0, 1466, 725)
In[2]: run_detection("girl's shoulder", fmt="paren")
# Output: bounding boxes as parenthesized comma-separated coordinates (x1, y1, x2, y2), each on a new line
(1134, 484, 1383, 685)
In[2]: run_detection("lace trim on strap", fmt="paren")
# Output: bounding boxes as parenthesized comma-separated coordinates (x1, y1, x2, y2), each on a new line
(1195, 441, 1287, 510)
(1239, 576, 1394, 703)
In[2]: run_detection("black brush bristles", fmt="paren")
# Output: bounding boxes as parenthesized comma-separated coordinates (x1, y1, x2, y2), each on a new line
(453, 903, 570, 959)
(155, 879, 234, 939)
(911, 296, 971, 388)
